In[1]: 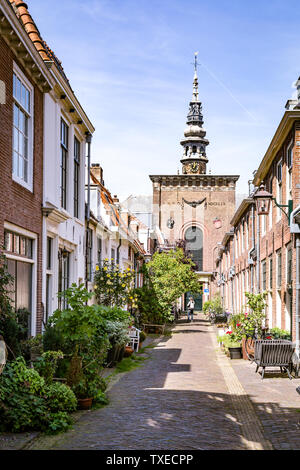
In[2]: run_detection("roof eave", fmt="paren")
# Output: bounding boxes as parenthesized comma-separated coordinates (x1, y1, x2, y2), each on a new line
(50, 65, 95, 134)
(253, 110, 300, 186)
(0, 0, 54, 92)
(230, 198, 254, 226)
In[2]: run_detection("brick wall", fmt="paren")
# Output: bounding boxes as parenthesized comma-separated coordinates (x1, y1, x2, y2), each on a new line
(0, 35, 44, 333)
(219, 121, 300, 340)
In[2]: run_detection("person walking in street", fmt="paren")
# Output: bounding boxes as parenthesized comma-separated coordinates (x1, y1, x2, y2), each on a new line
(187, 297, 195, 322)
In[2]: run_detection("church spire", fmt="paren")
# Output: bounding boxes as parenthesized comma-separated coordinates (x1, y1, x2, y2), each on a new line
(180, 53, 209, 175)
(192, 52, 199, 102)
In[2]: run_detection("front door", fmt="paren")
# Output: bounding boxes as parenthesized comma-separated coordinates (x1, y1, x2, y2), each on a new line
(185, 291, 202, 311)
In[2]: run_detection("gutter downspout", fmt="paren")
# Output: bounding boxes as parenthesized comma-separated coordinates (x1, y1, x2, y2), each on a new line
(231, 233, 235, 314)
(85, 133, 92, 292)
(290, 205, 300, 375)
(117, 236, 122, 265)
(158, 179, 162, 231)
(256, 209, 260, 293)
(295, 236, 300, 363)
(251, 204, 255, 293)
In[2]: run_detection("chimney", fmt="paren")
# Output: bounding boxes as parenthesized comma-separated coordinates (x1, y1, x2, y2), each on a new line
(91, 163, 104, 184)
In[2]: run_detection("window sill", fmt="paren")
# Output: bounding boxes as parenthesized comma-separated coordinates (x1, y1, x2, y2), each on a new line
(12, 174, 33, 193)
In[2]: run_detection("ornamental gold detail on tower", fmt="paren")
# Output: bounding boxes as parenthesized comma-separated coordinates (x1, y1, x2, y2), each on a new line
(180, 52, 209, 175)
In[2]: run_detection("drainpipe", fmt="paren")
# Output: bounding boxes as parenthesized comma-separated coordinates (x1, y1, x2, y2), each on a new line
(296, 236, 300, 363)
(85, 132, 92, 291)
(158, 179, 162, 231)
(290, 205, 300, 374)
(251, 204, 255, 292)
(231, 231, 235, 314)
(117, 237, 122, 265)
(85, 133, 92, 223)
(256, 209, 260, 293)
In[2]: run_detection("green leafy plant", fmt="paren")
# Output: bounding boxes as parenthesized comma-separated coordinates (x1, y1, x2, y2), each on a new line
(203, 300, 213, 316)
(93, 259, 137, 308)
(139, 331, 147, 343)
(93, 389, 109, 408)
(143, 248, 200, 323)
(240, 292, 268, 337)
(134, 285, 165, 325)
(44, 382, 77, 413)
(105, 320, 130, 347)
(218, 332, 241, 349)
(44, 411, 73, 435)
(72, 376, 101, 399)
(0, 358, 74, 434)
(270, 327, 291, 340)
(35, 350, 64, 385)
(0, 253, 31, 358)
(204, 295, 223, 315)
(10, 356, 45, 395)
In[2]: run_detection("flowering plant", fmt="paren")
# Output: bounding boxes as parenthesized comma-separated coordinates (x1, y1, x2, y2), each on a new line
(94, 259, 138, 309)
(239, 292, 267, 337)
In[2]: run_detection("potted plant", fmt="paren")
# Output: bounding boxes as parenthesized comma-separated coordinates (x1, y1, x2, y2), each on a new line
(72, 376, 99, 410)
(105, 321, 130, 367)
(26, 334, 43, 362)
(139, 330, 147, 349)
(224, 331, 242, 359)
(124, 345, 134, 357)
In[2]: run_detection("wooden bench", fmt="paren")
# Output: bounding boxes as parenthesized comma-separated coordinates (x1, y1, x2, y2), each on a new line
(254, 339, 294, 380)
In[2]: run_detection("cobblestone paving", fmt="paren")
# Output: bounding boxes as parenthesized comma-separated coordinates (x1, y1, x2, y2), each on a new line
(30, 315, 250, 450)
(231, 356, 300, 450)
(25, 314, 300, 450)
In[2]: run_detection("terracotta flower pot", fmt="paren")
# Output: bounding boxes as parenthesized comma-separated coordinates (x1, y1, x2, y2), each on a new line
(77, 397, 93, 410)
(124, 346, 134, 357)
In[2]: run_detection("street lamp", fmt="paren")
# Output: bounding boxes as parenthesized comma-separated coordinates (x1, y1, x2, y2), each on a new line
(253, 183, 293, 224)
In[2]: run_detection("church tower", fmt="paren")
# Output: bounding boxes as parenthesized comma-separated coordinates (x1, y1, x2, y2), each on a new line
(180, 53, 209, 175)
(149, 54, 239, 311)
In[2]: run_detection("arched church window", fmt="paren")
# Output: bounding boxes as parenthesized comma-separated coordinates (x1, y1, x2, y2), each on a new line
(185, 226, 203, 271)
(185, 147, 189, 156)
(192, 145, 197, 154)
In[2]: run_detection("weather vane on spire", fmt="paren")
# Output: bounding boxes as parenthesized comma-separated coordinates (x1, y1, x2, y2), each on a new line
(194, 51, 199, 74)
(192, 52, 199, 102)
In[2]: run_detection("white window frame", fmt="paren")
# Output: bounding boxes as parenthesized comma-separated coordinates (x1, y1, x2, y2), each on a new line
(12, 62, 34, 192)
(4, 221, 37, 336)
(286, 140, 293, 202)
(276, 161, 282, 221)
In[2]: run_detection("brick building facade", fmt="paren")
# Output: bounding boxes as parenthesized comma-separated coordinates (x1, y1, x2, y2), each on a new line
(0, 0, 52, 334)
(216, 96, 300, 345)
(150, 57, 239, 310)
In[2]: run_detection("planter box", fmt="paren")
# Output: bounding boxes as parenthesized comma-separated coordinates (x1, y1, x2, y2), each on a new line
(77, 398, 93, 410)
(106, 344, 120, 368)
(228, 347, 242, 359)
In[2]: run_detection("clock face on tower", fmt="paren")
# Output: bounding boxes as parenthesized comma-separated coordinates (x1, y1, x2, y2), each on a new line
(190, 162, 199, 173)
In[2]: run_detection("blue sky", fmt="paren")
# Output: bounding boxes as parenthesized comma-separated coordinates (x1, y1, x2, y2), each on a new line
(29, 0, 300, 200)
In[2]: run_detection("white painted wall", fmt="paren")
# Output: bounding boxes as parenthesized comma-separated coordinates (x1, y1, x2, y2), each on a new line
(42, 91, 87, 318)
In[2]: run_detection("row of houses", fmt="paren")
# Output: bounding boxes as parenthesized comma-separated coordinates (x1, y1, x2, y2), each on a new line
(0, 0, 150, 336)
(214, 89, 300, 348)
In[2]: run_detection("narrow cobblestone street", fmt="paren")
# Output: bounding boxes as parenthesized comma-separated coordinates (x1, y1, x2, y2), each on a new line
(27, 315, 300, 451)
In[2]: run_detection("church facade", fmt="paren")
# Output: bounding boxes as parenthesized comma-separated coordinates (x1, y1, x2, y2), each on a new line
(149, 57, 239, 310)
